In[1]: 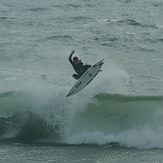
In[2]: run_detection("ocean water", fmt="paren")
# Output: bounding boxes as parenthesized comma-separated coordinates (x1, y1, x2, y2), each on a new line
(1, 0, 163, 162)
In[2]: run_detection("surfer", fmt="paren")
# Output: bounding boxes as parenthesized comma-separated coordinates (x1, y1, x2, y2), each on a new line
(69, 50, 91, 80)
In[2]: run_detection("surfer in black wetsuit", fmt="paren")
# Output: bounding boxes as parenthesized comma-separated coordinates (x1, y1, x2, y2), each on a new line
(69, 50, 91, 80)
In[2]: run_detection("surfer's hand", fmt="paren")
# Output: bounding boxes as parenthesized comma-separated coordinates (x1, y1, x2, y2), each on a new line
(71, 50, 75, 55)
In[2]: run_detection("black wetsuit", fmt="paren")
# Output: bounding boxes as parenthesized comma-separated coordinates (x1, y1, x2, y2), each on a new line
(69, 54, 91, 79)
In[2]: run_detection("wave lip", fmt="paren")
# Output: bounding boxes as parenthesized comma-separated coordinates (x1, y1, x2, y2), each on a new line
(96, 93, 163, 102)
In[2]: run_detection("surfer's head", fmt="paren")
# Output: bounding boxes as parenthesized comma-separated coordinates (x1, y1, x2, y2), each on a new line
(73, 56, 78, 62)
(73, 56, 82, 64)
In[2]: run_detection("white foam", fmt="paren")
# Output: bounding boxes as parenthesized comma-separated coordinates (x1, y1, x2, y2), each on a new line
(63, 126, 163, 149)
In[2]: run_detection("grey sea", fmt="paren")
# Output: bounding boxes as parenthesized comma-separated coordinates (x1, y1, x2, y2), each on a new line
(1, 0, 163, 162)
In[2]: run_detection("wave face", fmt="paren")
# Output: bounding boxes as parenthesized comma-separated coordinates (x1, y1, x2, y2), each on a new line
(66, 94, 163, 148)
(1, 90, 163, 149)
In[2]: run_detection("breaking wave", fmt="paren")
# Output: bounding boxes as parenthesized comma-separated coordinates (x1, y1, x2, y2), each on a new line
(0, 89, 163, 149)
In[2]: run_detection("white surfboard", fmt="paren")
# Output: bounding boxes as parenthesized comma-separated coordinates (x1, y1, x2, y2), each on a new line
(66, 58, 104, 97)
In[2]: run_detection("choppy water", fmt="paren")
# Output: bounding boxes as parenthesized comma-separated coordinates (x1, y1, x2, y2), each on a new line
(1, 0, 163, 162)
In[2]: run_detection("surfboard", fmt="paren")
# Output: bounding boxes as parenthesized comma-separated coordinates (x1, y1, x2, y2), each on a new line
(66, 58, 104, 97)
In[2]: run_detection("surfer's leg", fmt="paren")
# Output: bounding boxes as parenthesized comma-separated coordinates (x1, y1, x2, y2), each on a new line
(84, 65, 91, 71)
(85, 65, 91, 68)
(72, 74, 80, 80)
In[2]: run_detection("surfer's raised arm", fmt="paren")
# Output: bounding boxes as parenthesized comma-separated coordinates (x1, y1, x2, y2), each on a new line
(69, 50, 75, 64)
